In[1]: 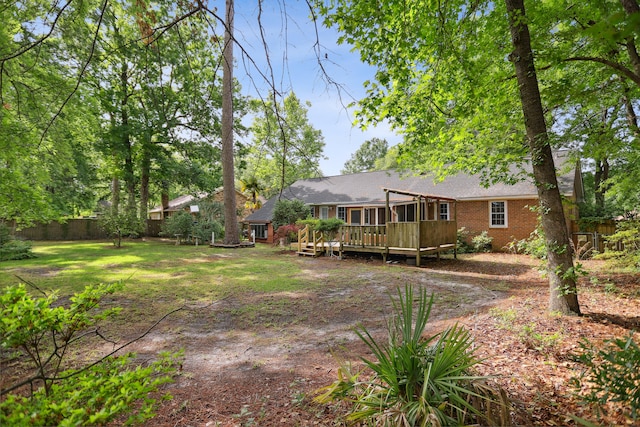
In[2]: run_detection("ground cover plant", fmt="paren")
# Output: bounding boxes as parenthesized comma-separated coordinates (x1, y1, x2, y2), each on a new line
(0, 281, 181, 425)
(316, 285, 509, 426)
(0, 239, 638, 426)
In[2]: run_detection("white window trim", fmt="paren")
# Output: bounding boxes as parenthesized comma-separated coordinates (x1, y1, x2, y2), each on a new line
(337, 206, 346, 221)
(489, 201, 508, 228)
(439, 202, 450, 221)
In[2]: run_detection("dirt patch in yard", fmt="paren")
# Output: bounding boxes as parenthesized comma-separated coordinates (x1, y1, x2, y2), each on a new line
(116, 253, 638, 426)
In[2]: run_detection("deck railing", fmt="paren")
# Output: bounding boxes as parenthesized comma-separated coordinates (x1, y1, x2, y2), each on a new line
(339, 225, 387, 247)
(341, 221, 456, 249)
(300, 221, 456, 253)
(297, 225, 325, 253)
(297, 225, 309, 252)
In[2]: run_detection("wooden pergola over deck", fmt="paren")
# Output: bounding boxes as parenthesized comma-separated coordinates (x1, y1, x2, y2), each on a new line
(298, 188, 458, 265)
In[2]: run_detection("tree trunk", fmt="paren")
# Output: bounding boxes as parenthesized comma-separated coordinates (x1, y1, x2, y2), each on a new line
(120, 61, 137, 215)
(221, 0, 239, 244)
(505, 0, 580, 315)
(621, 81, 640, 137)
(161, 181, 169, 220)
(139, 141, 151, 221)
(594, 158, 609, 215)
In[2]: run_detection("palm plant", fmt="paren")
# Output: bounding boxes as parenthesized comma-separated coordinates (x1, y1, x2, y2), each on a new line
(240, 175, 264, 211)
(316, 285, 509, 426)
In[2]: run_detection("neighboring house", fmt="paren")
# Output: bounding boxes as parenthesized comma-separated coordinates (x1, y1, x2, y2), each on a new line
(149, 190, 252, 221)
(244, 151, 583, 251)
(149, 194, 204, 220)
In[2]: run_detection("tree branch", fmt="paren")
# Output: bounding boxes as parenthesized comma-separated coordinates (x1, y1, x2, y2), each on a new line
(563, 56, 640, 86)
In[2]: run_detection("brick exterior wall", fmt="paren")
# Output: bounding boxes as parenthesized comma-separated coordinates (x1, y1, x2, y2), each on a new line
(457, 199, 539, 250)
(212, 191, 252, 220)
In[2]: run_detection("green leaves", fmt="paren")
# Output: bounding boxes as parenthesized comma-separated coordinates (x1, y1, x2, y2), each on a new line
(245, 92, 326, 197)
(573, 333, 640, 421)
(0, 281, 180, 426)
(273, 199, 311, 231)
(316, 284, 507, 426)
(341, 137, 389, 174)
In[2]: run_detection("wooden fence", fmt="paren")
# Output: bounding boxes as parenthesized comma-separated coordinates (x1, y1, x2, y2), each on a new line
(13, 219, 164, 241)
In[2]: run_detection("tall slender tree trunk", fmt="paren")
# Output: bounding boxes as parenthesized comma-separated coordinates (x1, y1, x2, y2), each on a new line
(594, 158, 609, 215)
(139, 140, 151, 223)
(221, 0, 239, 244)
(120, 62, 137, 215)
(505, 0, 580, 315)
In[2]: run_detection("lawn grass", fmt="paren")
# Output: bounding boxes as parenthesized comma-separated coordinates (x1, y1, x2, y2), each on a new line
(0, 240, 311, 302)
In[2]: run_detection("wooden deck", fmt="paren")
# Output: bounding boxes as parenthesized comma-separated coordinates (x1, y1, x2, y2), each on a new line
(297, 222, 457, 264)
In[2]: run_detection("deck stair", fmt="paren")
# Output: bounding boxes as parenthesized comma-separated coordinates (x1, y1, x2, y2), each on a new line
(297, 226, 325, 257)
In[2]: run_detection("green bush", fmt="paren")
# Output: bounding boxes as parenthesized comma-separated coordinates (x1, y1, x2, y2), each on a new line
(595, 221, 640, 270)
(191, 220, 223, 243)
(0, 222, 35, 261)
(315, 218, 344, 240)
(456, 227, 473, 253)
(572, 333, 640, 421)
(195, 201, 225, 242)
(273, 199, 310, 230)
(515, 227, 547, 259)
(315, 285, 509, 426)
(472, 230, 493, 252)
(0, 222, 10, 246)
(98, 210, 145, 248)
(160, 211, 194, 239)
(0, 239, 35, 261)
(0, 282, 181, 426)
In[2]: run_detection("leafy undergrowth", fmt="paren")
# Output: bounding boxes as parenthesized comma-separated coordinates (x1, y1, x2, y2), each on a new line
(5, 245, 636, 426)
(463, 259, 640, 426)
(145, 253, 639, 426)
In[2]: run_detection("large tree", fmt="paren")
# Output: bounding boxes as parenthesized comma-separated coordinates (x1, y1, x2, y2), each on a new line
(1, 1, 247, 228)
(316, 0, 587, 314)
(341, 137, 388, 174)
(245, 92, 326, 198)
(0, 0, 103, 226)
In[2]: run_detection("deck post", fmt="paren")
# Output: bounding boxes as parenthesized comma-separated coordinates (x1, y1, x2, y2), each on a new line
(385, 191, 390, 254)
(416, 196, 422, 267)
(454, 201, 458, 259)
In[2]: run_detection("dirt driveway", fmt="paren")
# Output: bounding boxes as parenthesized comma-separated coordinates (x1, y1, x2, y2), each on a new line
(122, 252, 531, 426)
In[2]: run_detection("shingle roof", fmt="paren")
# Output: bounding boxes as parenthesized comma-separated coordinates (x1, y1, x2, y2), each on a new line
(149, 193, 205, 214)
(244, 151, 579, 223)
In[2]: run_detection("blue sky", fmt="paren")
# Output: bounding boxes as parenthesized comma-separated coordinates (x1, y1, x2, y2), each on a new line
(231, 1, 401, 176)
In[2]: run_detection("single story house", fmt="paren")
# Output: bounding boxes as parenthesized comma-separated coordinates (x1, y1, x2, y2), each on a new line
(244, 151, 583, 251)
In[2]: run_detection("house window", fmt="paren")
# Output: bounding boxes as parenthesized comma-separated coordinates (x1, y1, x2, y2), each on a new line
(439, 203, 450, 220)
(406, 204, 416, 222)
(350, 209, 361, 224)
(378, 207, 386, 224)
(490, 201, 507, 228)
(309, 206, 316, 218)
(364, 208, 376, 225)
(320, 206, 329, 219)
(394, 204, 416, 222)
(251, 224, 268, 239)
(337, 207, 346, 221)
